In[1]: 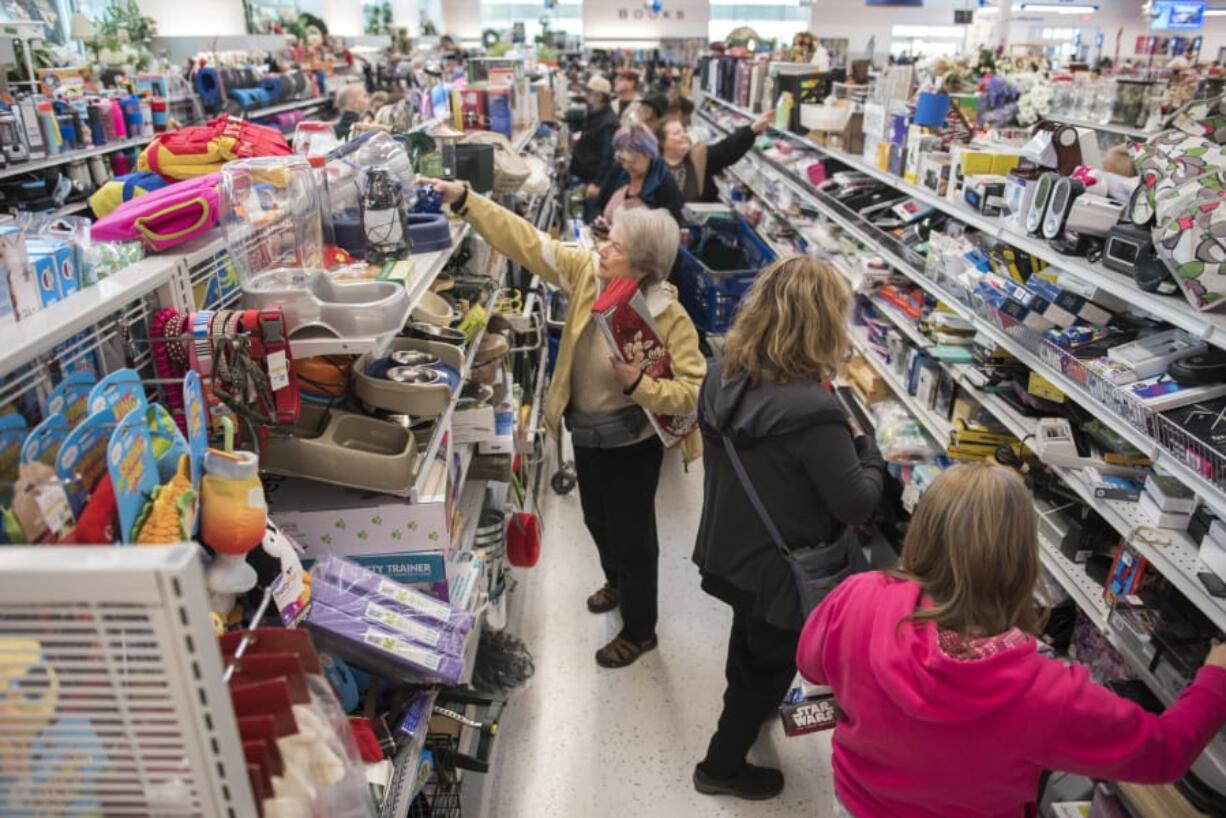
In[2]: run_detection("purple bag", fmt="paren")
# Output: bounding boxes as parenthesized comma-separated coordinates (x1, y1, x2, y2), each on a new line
(91, 172, 221, 251)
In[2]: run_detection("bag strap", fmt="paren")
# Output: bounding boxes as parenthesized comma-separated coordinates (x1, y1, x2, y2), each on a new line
(721, 433, 790, 557)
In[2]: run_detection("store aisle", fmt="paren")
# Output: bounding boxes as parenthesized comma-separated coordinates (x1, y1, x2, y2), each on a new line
(470, 451, 837, 818)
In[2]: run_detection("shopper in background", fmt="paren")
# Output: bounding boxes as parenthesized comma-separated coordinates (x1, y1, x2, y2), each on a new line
(571, 75, 621, 220)
(333, 83, 371, 139)
(596, 123, 685, 228)
(635, 93, 671, 132)
(692, 256, 885, 801)
(799, 462, 1226, 818)
(423, 175, 705, 670)
(657, 108, 774, 204)
(614, 67, 642, 125)
(669, 96, 696, 128)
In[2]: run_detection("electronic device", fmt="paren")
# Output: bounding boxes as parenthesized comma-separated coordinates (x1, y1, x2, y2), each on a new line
(1169, 347, 1226, 386)
(1108, 329, 1206, 379)
(1032, 418, 1148, 477)
(1064, 194, 1124, 238)
(1103, 223, 1153, 274)
(1041, 176, 1086, 240)
(1051, 125, 1101, 176)
(1025, 172, 1059, 234)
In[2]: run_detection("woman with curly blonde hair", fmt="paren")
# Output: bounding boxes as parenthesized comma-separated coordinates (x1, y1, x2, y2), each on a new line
(692, 255, 886, 801)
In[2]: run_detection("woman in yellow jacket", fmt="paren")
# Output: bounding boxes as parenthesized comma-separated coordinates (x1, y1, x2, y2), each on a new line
(425, 177, 706, 668)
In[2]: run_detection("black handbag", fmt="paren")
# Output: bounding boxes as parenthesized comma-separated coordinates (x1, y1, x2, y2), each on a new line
(721, 434, 871, 620)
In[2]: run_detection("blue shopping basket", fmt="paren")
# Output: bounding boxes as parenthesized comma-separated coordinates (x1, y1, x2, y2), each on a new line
(673, 215, 776, 334)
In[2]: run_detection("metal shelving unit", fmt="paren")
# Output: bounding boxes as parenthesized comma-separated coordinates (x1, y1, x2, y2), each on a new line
(243, 95, 329, 120)
(0, 134, 156, 181)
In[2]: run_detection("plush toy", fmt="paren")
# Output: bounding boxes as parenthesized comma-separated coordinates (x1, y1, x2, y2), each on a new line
(134, 455, 198, 545)
(68, 473, 118, 544)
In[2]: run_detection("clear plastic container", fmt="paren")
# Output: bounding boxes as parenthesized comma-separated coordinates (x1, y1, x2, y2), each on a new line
(293, 120, 340, 157)
(220, 155, 323, 291)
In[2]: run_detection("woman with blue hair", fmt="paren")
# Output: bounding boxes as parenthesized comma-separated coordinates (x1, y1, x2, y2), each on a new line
(595, 122, 685, 228)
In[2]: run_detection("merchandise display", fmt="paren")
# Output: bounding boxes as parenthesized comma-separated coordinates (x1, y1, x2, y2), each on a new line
(694, 57, 1226, 801)
(5, 7, 1226, 816)
(0, 40, 557, 815)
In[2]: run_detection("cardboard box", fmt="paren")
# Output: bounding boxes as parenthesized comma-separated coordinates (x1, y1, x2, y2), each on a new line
(536, 85, 555, 122)
(843, 355, 892, 404)
(267, 476, 452, 561)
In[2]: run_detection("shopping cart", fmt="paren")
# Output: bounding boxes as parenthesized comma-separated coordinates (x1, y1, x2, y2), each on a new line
(674, 215, 776, 335)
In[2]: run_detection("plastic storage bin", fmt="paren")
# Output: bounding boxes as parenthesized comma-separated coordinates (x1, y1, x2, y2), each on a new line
(674, 215, 776, 334)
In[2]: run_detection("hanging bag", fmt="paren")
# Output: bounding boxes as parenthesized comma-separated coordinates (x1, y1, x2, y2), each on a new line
(721, 433, 870, 620)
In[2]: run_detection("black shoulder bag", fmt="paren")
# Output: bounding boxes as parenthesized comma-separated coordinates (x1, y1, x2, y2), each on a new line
(721, 434, 870, 620)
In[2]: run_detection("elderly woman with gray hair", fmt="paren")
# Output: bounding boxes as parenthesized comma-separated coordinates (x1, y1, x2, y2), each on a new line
(594, 122, 686, 228)
(423, 175, 706, 669)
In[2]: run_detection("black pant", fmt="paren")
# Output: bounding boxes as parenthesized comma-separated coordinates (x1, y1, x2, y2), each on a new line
(572, 436, 663, 642)
(700, 597, 800, 778)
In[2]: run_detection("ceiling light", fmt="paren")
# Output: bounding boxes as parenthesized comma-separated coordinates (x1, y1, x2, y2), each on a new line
(1017, 2, 1100, 12)
(1205, 7, 1226, 13)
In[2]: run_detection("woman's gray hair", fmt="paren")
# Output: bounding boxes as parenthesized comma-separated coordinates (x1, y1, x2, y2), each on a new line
(615, 208, 680, 284)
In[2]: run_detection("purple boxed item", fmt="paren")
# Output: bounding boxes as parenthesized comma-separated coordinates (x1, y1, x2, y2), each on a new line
(310, 580, 468, 657)
(312, 553, 474, 634)
(304, 601, 466, 685)
(397, 689, 434, 742)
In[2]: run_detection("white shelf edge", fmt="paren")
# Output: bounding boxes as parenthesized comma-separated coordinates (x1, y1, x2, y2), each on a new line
(243, 96, 328, 121)
(0, 134, 156, 181)
(0, 256, 179, 376)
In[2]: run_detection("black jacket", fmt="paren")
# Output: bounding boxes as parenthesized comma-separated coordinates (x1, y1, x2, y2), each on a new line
(684, 125, 757, 203)
(595, 157, 686, 226)
(569, 105, 619, 186)
(334, 110, 362, 140)
(692, 360, 886, 630)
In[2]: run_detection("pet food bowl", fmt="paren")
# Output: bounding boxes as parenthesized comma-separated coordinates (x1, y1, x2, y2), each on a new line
(405, 322, 466, 347)
(389, 350, 440, 368)
(405, 212, 453, 254)
(243, 268, 411, 340)
(412, 290, 459, 327)
(261, 404, 419, 495)
(353, 338, 462, 418)
(385, 366, 442, 385)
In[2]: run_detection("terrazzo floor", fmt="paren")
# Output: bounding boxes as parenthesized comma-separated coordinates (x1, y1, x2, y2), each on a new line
(467, 448, 837, 818)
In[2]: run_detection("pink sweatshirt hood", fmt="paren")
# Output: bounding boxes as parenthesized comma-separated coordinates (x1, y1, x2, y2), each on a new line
(867, 577, 1042, 724)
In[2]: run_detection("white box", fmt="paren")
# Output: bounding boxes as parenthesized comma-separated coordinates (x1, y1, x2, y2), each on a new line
(1138, 490, 1192, 531)
(267, 477, 451, 561)
(1203, 521, 1226, 581)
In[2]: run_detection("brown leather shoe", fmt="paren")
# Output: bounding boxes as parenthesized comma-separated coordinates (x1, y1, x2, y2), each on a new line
(595, 635, 658, 669)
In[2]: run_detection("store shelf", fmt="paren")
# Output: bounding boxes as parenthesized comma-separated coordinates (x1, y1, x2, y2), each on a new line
(0, 256, 177, 376)
(848, 323, 952, 447)
(811, 142, 1226, 352)
(0, 134, 156, 181)
(244, 96, 328, 120)
(49, 199, 90, 218)
(409, 251, 508, 503)
(1042, 114, 1158, 141)
(756, 138, 1226, 634)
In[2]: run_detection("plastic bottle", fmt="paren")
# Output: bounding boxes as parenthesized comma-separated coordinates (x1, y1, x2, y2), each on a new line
(139, 97, 153, 136)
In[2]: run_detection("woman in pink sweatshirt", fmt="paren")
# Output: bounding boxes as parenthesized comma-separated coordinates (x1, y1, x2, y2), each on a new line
(798, 462, 1226, 818)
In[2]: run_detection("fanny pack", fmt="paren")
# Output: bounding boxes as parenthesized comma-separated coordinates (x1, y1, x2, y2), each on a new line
(565, 406, 649, 449)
